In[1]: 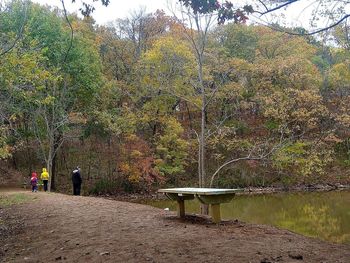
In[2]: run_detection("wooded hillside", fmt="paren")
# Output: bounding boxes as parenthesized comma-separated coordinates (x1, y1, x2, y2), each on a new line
(1, 0, 349, 193)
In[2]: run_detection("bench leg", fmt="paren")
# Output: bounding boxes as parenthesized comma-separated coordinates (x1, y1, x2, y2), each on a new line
(177, 199, 185, 218)
(211, 204, 221, 223)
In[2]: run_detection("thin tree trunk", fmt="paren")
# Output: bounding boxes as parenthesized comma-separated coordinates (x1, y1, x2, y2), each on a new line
(51, 154, 56, 191)
(47, 156, 52, 192)
(198, 57, 206, 188)
(197, 139, 201, 187)
(199, 55, 209, 215)
(50, 133, 61, 191)
(25, 136, 32, 176)
(200, 105, 206, 187)
(47, 132, 54, 192)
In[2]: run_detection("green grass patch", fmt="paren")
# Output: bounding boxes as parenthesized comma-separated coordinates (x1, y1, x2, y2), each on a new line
(0, 193, 36, 207)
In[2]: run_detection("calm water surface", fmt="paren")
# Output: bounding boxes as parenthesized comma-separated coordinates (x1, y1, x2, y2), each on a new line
(146, 190, 350, 244)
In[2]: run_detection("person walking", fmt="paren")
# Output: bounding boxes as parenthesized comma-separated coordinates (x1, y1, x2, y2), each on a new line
(72, 167, 82, 196)
(30, 171, 38, 192)
(41, 168, 49, 192)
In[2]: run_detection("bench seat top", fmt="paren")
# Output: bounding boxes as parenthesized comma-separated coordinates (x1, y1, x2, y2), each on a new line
(158, 187, 242, 195)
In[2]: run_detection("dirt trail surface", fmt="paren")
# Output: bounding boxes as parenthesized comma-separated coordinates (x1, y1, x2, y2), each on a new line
(1, 190, 349, 263)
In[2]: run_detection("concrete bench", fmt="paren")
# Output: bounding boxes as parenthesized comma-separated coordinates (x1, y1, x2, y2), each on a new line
(158, 188, 242, 223)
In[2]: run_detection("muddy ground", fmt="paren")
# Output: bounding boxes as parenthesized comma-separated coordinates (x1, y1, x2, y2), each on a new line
(0, 190, 349, 263)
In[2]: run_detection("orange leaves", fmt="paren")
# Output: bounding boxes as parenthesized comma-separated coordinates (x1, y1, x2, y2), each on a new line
(119, 134, 163, 191)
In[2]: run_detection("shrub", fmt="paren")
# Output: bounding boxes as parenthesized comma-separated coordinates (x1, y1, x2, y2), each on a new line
(89, 178, 118, 195)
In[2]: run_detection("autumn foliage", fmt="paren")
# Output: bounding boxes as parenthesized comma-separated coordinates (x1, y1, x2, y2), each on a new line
(0, 1, 349, 193)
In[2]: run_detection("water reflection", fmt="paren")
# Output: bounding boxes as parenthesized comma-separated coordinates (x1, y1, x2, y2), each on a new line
(147, 190, 350, 244)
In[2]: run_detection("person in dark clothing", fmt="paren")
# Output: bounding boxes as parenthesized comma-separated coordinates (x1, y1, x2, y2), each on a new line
(72, 167, 82, 196)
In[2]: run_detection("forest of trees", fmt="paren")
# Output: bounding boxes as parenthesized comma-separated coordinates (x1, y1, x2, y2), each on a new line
(0, 0, 349, 194)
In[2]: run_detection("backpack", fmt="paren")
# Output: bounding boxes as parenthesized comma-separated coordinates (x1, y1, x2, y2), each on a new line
(30, 176, 38, 186)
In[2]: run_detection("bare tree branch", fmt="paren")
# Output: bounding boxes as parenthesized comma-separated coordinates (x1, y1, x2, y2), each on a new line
(266, 13, 350, 36)
(206, 114, 234, 139)
(0, 2, 28, 56)
(209, 126, 289, 187)
(255, 0, 300, 15)
(61, 0, 74, 63)
(255, 0, 350, 36)
(205, 70, 234, 108)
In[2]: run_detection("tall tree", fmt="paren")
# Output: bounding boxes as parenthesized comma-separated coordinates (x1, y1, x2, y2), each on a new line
(0, 1, 102, 190)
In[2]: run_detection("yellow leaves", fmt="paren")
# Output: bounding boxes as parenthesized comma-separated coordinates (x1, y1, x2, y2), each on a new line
(68, 112, 87, 124)
(300, 149, 333, 177)
(92, 106, 137, 136)
(42, 95, 55, 105)
(125, 134, 138, 142)
(138, 36, 200, 109)
(254, 26, 316, 60)
(146, 36, 194, 62)
(163, 117, 184, 136)
(9, 114, 18, 122)
(256, 57, 321, 91)
(324, 61, 350, 131)
(119, 163, 130, 174)
(257, 56, 327, 128)
(128, 172, 141, 183)
(273, 141, 334, 178)
(260, 90, 288, 120)
(328, 61, 350, 88)
(0, 45, 61, 100)
(130, 150, 143, 158)
(0, 144, 12, 159)
(262, 88, 328, 129)
(0, 127, 11, 159)
(119, 162, 142, 183)
(155, 117, 188, 176)
(228, 58, 253, 72)
(216, 82, 241, 99)
(141, 35, 196, 88)
(154, 158, 164, 165)
(336, 114, 350, 128)
(289, 89, 328, 122)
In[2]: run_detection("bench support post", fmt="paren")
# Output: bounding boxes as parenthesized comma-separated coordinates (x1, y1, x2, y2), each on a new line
(210, 204, 221, 223)
(177, 199, 185, 218)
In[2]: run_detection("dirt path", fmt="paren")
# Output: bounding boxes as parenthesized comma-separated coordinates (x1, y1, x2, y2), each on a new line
(0, 190, 349, 263)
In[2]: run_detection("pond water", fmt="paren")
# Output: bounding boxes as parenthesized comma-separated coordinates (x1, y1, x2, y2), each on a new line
(146, 190, 350, 244)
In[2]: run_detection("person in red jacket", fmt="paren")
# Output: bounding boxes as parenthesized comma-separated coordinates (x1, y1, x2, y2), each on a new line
(30, 171, 38, 192)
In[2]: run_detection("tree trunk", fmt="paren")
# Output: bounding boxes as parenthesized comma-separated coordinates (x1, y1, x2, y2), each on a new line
(200, 105, 206, 187)
(197, 141, 201, 187)
(50, 133, 61, 191)
(51, 153, 57, 191)
(47, 138, 53, 192)
(200, 104, 209, 214)
(198, 54, 209, 215)
(24, 119, 33, 176)
(198, 55, 207, 188)
(47, 158, 52, 192)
